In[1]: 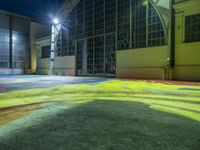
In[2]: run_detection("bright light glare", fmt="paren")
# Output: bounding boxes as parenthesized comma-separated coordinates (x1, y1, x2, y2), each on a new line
(53, 18, 59, 24)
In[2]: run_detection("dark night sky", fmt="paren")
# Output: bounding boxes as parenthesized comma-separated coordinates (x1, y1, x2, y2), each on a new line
(0, 0, 65, 23)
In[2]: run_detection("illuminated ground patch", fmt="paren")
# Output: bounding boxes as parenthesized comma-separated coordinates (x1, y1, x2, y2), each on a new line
(0, 103, 41, 125)
(0, 75, 200, 149)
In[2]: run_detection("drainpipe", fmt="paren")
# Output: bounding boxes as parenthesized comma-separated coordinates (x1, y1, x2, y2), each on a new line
(9, 15, 13, 69)
(167, 0, 175, 80)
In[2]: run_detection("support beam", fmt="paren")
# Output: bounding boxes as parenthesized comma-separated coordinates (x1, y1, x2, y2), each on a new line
(48, 25, 56, 75)
(48, 24, 61, 75)
(9, 15, 12, 69)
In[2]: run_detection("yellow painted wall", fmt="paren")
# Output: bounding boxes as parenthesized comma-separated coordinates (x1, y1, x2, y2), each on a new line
(54, 56, 76, 76)
(175, 43, 200, 66)
(36, 36, 51, 75)
(30, 22, 51, 73)
(54, 56, 75, 69)
(36, 58, 50, 75)
(37, 56, 76, 76)
(173, 0, 200, 81)
(116, 46, 168, 79)
(36, 36, 76, 76)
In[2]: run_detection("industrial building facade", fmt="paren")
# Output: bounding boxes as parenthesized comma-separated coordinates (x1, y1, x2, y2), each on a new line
(35, 0, 200, 81)
(57, 0, 167, 77)
(0, 11, 31, 73)
(0, 11, 50, 74)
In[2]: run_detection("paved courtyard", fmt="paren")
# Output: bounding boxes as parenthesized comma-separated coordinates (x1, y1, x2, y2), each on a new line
(0, 75, 200, 150)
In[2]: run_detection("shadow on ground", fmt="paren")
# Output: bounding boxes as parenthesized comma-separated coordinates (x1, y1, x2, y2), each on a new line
(0, 100, 200, 150)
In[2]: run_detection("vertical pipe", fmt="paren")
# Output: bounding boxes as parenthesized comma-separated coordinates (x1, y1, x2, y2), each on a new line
(104, 0, 106, 76)
(115, 0, 118, 51)
(115, 0, 118, 77)
(28, 22, 31, 70)
(9, 15, 12, 69)
(130, 0, 132, 49)
(83, 0, 87, 75)
(146, 0, 149, 47)
(170, 0, 175, 68)
(92, 0, 95, 76)
(167, 0, 175, 80)
(75, 6, 78, 76)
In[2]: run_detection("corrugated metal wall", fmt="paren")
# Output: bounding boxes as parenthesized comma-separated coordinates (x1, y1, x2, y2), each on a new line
(0, 12, 30, 70)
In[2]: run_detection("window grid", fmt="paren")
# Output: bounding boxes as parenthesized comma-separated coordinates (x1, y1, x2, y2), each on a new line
(41, 45, 50, 58)
(87, 38, 94, 74)
(132, 0, 147, 49)
(94, 36, 104, 74)
(62, 24, 69, 56)
(60, 0, 167, 77)
(68, 9, 76, 56)
(85, 0, 94, 37)
(57, 9, 76, 57)
(105, 34, 116, 76)
(148, 2, 165, 47)
(94, 0, 104, 35)
(76, 0, 85, 39)
(117, 0, 130, 50)
(77, 40, 84, 71)
(105, 0, 116, 33)
(185, 14, 200, 43)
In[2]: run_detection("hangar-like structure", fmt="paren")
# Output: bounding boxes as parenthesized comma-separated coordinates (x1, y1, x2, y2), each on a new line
(36, 0, 200, 81)
(0, 10, 50, 74)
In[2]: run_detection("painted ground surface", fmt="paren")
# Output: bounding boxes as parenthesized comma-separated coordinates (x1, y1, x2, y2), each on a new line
(0, 75, 200, 150)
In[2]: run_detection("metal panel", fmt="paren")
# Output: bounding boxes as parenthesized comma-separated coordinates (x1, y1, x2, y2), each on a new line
(0, 13, 9, 68)
(12, 16, 30, 69)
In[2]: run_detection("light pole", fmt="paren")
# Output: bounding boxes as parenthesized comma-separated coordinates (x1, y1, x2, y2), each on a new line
(48, 18, 61, 75)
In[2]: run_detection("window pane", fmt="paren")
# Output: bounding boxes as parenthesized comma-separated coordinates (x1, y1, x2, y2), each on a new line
(185, 14, 200, 43)
(41, 45, 50, 58)
(117, 0, 130, 50)
(148, 2, 165, 47)
(132, 0, 147, 49)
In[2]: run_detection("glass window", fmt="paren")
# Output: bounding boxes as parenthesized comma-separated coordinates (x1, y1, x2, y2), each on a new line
(85, 0, 94, 37)
(105, 0, 116, 33)
(148, 2, 165, 47)
(105, 34, 116, 76)
(185, 14, 200, 43)
(60, 0, 167, 77)
(76, 0, 85, 39)
(132, 0, 147, 49)
(87, 38, 94, 74)
(117, 0, 130, 50)
(68, 9, 76, 56)
(41, 45, 50, 58)
(94, 0, 104, 35)
(57, 9, 76, 57)
(94, 36, 104, 75)
(77, 40, 84, 71)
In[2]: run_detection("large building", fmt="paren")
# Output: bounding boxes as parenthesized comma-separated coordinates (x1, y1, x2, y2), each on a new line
(33, 0, 200, 81)
(0, 10, 51, 74)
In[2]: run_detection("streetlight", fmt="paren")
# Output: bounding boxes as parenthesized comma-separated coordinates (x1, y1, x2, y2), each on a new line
(48, 17, 62, 75)
(53, 18, 59, 24)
